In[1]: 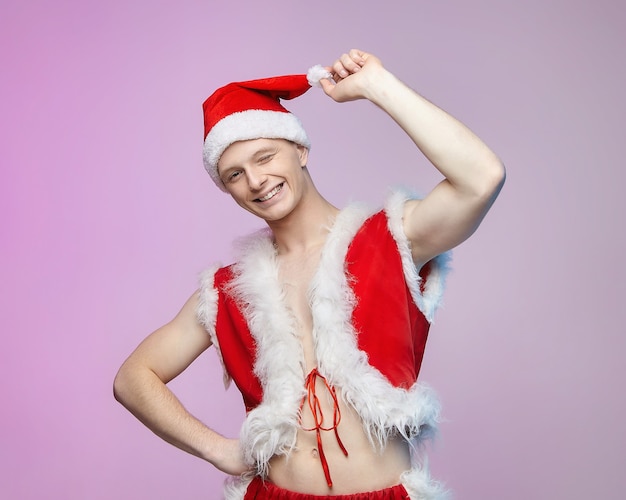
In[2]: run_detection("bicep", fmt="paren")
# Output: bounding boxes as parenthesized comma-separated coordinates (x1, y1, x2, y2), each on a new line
(403, 178, 502, 265)
(122, 291, 213, 384)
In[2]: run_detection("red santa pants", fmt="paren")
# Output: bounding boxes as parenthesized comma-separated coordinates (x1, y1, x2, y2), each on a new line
(243, 476, 409, 499)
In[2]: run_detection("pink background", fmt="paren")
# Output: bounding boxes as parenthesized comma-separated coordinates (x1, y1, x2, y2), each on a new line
(2, 1, 624, 498)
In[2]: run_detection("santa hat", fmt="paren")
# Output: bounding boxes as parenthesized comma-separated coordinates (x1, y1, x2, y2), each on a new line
(202, 65, 331, 191)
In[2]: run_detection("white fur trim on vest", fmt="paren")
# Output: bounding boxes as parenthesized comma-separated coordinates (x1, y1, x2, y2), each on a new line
(200, 192, 452, 498)
(226, 229, 306, 475)
(223, 474, 253, 500)
(309, 200, 441, 450)
(385, 190, 452, 323)
(196, 265, 231, 389)
(401, 464, 450, 500)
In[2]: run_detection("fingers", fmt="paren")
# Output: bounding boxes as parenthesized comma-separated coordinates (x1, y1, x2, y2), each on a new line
(318, 49, 380, 102)
(318, 76, 334, 96)
(330, 48, 368, 81)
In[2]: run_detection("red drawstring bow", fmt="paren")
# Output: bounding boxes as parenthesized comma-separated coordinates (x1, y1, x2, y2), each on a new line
(301, 368, 349, 488)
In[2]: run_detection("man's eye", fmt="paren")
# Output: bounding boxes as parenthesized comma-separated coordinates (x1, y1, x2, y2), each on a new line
(259, 154, 274, 163)
(228, 171, 242, 181)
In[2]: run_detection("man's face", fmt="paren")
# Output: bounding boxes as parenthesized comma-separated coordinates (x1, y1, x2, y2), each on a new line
(217, 138, 310, 222)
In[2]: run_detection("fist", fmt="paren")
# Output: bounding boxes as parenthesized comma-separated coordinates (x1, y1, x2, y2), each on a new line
(319, 49, 384, 102)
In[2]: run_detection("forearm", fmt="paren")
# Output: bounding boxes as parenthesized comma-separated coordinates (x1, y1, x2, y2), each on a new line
(113, 363, 238, 471)
(365, 68, 504, 195)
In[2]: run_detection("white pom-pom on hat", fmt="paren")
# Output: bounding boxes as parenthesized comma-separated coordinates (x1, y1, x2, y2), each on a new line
(307, 65, 333, 87)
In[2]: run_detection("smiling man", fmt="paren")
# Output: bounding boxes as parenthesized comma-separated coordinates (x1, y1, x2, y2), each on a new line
(114, 49, 505, 500)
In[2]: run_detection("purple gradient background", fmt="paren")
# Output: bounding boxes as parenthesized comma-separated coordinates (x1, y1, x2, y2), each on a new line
(2, 1, 624, 499)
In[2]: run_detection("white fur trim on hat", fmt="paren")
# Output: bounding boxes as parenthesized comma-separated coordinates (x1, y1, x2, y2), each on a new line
(203, 109, 310, 192)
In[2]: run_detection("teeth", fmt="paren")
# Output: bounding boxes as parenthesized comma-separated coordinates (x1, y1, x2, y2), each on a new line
(258, 184, 282, 202)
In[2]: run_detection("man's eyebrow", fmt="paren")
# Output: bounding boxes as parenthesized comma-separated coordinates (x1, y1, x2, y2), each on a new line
(252, 146, 279, 157)
(219, 146, 279, 175)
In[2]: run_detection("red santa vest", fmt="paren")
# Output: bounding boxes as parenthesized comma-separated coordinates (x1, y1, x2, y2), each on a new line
(197, 192, 451, 499)
(205, 203, 447, 413)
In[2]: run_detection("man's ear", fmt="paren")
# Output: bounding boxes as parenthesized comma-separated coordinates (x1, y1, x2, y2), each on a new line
(296, 144, 309, 167)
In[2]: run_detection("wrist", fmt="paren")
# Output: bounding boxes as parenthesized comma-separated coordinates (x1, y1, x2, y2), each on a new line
(195, 428, 224, 464)
(362, 68, 401, 106)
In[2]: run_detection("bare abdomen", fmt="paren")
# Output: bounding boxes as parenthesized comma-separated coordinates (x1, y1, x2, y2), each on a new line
(267, 395, 411, 495)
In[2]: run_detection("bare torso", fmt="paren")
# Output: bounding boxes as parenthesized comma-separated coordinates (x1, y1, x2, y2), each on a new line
(267, 240, 411, 494)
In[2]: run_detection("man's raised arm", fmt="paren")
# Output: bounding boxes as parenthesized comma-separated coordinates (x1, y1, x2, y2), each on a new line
(319, 49, 506, 266)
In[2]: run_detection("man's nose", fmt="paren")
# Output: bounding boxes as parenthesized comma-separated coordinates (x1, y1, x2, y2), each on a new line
(247, 169, 267, 191)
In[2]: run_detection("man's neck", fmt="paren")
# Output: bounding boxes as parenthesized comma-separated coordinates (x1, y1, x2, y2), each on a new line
(268, 192, 339, 255)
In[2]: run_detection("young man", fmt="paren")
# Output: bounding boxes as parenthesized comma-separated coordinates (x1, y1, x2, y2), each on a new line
(114, 49, 505, 499)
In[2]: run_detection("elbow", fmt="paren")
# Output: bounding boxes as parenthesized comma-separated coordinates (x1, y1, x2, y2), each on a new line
(113, 363, 132, 405)
(113, 360, 162, 409)
(478, 157, 506, 201)
(495, 158, 506, 187)
(491, 159, 506, 195)
(113, 369, 125, 404)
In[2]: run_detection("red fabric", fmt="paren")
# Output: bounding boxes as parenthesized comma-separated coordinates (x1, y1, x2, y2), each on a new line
(202, 74, 311, 138)
(214, 266, 262, 412)
(244, 476, 409, 499)
(347, 211, 431, 389)
(212, 210, 432, 411)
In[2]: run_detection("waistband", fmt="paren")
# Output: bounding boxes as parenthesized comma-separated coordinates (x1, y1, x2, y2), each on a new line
(243, 476, 409, 499)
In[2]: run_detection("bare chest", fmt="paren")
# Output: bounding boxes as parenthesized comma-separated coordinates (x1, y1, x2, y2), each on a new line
(277, 251, 320, 372)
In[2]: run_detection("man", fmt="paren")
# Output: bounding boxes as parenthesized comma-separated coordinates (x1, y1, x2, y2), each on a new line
(114, 49, 505, 499)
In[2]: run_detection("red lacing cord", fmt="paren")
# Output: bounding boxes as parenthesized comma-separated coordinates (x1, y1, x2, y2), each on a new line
(300, 368, 349, 488)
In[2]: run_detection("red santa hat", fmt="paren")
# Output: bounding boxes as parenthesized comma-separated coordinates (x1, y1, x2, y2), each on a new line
(202, 65, 331, 191)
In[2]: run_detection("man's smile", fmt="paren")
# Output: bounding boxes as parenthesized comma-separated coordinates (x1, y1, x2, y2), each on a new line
(255, 183, 284, 202)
